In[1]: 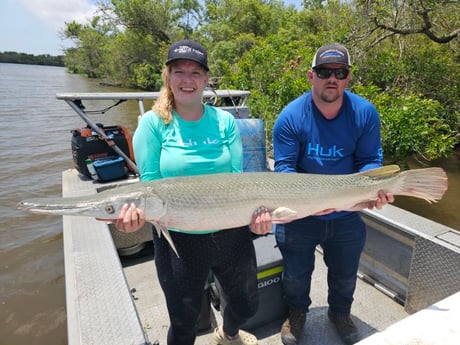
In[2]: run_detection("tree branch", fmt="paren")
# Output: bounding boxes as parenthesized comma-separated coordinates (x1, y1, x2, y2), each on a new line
(372, 3, 460, 43)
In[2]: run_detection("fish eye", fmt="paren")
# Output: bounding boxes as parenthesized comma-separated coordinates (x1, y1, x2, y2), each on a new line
(105, 205, 115, 214)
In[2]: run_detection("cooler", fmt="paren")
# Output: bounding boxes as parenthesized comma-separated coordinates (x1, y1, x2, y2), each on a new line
(212, 234, 288, 330)
(93, 156, 127, 182)
(71, 124, 134, 178)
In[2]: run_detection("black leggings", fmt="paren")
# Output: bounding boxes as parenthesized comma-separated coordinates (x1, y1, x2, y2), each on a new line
(153, 226, 259, 345)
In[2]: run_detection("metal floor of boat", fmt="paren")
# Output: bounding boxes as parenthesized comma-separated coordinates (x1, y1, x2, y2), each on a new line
(122, 242, 408, 345)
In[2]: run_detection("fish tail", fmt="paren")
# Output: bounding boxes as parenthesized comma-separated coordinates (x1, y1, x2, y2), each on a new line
(397, 167, 448, 203)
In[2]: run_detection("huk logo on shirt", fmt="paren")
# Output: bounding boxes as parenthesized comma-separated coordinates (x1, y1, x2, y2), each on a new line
(181, 137, 219, 147)
(307, 143, 345, 160)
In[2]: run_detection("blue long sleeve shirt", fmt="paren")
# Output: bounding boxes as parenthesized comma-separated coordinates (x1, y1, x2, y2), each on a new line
(273, 90, 383, 219)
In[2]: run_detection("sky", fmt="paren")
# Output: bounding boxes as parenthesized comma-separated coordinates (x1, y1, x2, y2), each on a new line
(0, 0, 98, 55)
(0, 0, 301, 56)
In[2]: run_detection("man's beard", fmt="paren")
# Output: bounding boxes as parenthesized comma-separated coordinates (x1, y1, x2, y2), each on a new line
(319, 83, 340, 103)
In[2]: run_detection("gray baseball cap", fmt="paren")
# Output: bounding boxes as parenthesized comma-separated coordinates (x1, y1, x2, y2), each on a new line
(312, 44, 351, 68)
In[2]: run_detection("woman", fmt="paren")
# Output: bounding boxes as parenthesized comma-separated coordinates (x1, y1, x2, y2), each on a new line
(114, 39, 272, 345)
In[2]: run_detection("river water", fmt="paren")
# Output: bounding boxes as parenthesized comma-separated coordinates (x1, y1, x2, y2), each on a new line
(0, 63, 141, 345)
(0, 63, 458, 345)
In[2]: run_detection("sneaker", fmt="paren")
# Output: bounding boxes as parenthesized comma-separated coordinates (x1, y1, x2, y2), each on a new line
(327, 310, 360, 345)
(214, 326, 258, 345)
(280, 309, 306, 345)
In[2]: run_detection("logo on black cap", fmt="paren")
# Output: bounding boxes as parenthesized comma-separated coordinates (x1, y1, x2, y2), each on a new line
(166, 39, 209, 71)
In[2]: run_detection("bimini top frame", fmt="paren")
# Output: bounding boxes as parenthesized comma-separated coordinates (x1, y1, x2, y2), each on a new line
(56, 89, 251, 176)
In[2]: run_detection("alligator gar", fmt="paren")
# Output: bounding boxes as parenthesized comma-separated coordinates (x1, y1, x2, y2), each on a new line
(17, 165, 448, 256)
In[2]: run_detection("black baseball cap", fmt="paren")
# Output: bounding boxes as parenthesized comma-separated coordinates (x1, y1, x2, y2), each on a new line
(166, 39, 209, 71)
(311, 43, 351, 69)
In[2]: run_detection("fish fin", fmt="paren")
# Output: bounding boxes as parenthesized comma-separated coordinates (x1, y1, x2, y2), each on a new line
(359, 165, 400, 177)
(312, 208, 337, 216)
(152, 222, 180, 258)
(344, 201, 376, 211)
(270, 207, 298, 223)
(396, 167, 448, 203)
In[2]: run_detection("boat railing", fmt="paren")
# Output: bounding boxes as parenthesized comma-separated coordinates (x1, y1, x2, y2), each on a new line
(57, 90, 252, 176)
(56, 89, 251, 116)
(360, 205, 460, 314)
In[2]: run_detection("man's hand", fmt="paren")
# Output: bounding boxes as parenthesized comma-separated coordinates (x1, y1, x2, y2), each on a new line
(249, 207, 273, 235)
(313, 208, 336, 216)
(372, 190, 394, 210)
(314, 190, 395, 214)
(346, 190, 395, 212)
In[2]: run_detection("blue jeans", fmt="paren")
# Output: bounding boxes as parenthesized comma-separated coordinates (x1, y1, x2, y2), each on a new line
(275, 212, 366, 315)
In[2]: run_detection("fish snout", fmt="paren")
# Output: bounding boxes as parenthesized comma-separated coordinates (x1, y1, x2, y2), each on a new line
(16, 201, 29, 211)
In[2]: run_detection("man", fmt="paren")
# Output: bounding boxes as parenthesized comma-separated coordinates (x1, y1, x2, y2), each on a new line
(272, 43, 394, 345)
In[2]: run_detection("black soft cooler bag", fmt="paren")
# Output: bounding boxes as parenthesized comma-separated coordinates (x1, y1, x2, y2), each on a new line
(71, 124, 134, 178)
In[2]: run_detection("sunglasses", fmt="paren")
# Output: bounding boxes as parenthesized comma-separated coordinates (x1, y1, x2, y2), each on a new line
(313, 68, 349, 80)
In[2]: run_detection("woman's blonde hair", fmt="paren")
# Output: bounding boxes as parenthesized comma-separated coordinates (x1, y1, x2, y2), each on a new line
(153, 66, 174, 125)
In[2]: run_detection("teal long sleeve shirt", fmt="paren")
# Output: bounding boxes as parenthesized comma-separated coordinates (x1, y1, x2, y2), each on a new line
(133, 105, 243, 233)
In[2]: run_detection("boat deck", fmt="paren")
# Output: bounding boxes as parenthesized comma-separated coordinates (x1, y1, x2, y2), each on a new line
(121, 242, 408, 345)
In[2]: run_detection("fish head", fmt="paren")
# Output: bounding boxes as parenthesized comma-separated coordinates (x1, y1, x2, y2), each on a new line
(81, 191, 149, 220)
(16, 191, 148, 219)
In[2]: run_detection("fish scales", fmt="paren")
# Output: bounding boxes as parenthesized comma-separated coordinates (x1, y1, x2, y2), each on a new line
(17, 165, 448, 233)
(149, 171, 392, 230)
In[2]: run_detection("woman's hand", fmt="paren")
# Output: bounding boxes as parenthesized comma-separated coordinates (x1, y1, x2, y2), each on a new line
(249, 207, 273, 235)
(114, 202, 146, 233)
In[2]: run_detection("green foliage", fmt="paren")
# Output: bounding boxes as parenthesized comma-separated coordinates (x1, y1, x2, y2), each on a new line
(132, 63, 163, 90)
(99, 30, 165, 88)
(0, 51, 64, 66)
(59, 0, 460, 163)
(202, 0, 287, 40)
(355, 85, 459, 163)
(111, 0, 174, 42)
(173, 0, 203, 35)
(63, 18, 111, 78)
(207, 34, 258, 79)
(302, 0, 324, 10)
(220, 33, 312, 147)
(357, 36, 460, 119)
